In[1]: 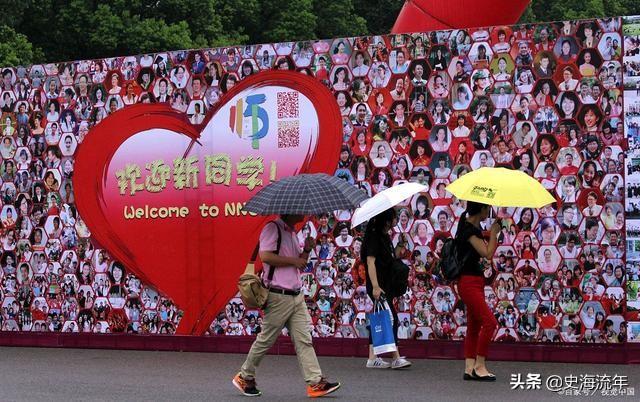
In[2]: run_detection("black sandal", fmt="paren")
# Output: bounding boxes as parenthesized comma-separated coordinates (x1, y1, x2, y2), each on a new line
(463, 372, 474, 381)
(471, 369, 497, 382)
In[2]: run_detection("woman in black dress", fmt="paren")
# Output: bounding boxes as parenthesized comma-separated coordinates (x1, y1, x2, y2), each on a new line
(362, 208, 412, 370)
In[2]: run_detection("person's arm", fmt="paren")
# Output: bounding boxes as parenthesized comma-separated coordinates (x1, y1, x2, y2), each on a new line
(367, 256, 383, 299)
(468, 221, 501, 258)
(260, 251, 306, 269)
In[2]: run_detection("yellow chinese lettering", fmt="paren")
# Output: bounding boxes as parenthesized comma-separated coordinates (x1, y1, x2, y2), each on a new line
(205, 154, 232, 186)
(173, 156, 199, 190)
(116, 164, 144, 196)
(145, 159, 171, 193)
(236, 156, 264, 191)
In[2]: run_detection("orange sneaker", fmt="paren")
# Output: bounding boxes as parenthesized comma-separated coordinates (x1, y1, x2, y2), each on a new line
(232, 373, 262, 397)
(306, 378, 341, 398)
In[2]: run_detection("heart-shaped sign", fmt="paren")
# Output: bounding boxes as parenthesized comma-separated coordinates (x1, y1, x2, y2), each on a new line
(74, 71, 342, 335)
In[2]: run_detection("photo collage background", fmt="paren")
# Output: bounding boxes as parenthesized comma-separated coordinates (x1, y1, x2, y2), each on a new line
(0, 16, 635, 343)
(622, 16, 640, 342)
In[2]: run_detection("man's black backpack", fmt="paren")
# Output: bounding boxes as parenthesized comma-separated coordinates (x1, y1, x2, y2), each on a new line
(438, 235, 469, 281)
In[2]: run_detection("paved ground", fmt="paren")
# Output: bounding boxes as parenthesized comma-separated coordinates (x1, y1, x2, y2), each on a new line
(0, 347, 639, 401)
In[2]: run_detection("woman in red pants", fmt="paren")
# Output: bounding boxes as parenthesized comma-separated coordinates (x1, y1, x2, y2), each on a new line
(456, 201, 500, 381)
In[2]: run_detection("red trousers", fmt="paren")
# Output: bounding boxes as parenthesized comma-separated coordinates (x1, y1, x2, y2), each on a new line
(458, 275, 497, 358)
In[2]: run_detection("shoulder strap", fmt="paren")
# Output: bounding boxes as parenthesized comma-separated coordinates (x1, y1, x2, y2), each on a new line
(267, 222, 282, 281)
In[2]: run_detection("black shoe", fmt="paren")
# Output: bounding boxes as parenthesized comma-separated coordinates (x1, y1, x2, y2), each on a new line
(471, 369, 496, 382)
(463, 372, 474, 381)
(233, 373, 262, 397)
(307, 378, 341, 397)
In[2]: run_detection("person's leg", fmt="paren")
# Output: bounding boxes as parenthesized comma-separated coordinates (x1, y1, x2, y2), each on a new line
(457, 276, 481, 375)
(473, 296, 498, 376)
(239, 292, 292, 380)
(388, 299, 401, 360)
(286, 294, 322, 385)
(367, 320, 375, 359)
(287, 294, 341, 397)
(366, 293, 390, 365)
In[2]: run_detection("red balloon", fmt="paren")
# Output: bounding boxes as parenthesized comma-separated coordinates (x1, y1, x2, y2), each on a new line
(392, 0, 531, 33)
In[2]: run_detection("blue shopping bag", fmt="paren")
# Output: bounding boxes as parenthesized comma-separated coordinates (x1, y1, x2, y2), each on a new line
(367, 297, 397, 355)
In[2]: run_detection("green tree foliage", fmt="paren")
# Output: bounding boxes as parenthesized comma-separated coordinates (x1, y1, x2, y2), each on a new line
(353, 0, 404, 35)
(314, 0, 368, 39)
(4, 0, 640, 67)
(0, 25, 43, 67)
(258, 0, 318, 43)
(520, 0, 640, 23)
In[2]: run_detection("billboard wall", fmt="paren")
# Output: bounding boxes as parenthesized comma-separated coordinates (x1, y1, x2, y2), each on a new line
(0, 16, 638, 344)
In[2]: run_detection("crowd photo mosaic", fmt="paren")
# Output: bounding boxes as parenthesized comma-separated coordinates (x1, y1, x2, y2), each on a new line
(0, 15, 638, 344)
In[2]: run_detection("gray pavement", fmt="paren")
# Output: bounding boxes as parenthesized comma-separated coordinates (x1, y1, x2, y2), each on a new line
(0, 347, 639, 401)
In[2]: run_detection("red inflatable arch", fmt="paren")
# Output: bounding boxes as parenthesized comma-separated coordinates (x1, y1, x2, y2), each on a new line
(392, 0, 532, 33)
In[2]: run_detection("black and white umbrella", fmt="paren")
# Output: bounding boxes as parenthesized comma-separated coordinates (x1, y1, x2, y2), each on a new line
(244, 173, 368, 215)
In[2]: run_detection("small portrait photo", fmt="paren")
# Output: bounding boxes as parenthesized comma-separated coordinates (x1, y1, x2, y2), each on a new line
(451, 83, 472, 111)
(368, 62, 391, 89)
(350, 50, 371, 77)
(187, 100, 206, 125)
(408, 33, 429, 59)
(468, 42, 493, 68)
(448, 56, 472, 83)
(598, 33, 622, 61)
(428, 45, 450, 71)
(515, 288, 540, 315)
(580, 301, 606, 329)
(431, 206, 453, 233)
(533, 51, 557, 80)
(251, 45, 272, 70)
(449, 30, 472, 56)
(491, 83, 515, 110)
(553, 35, 579, 64)
(293, 41, 314, 67)
(469, 150, 494, 170)
(601, 202, 624, 230)
(580, 217, 605, 244)
(579, 160, 604, 190)
(238, 59, 258, 80)
(578, 188, 605, 218)
(577, 49, 603, 78)
(329, 39, 352, 66)
(331, 66, 352, 92)
(470, 68, 493, 95)
(537, 217, 560, 245)
(490, 26, 513, 53)
(469, 96, 494, 124)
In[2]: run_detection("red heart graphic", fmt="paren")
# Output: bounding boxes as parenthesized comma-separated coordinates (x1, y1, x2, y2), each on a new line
(392, 0, 530, 33)
(74, 71, 342, 335)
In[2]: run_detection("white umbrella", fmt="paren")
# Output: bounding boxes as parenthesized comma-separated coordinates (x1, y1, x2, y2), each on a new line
(351, 182, 429, 227)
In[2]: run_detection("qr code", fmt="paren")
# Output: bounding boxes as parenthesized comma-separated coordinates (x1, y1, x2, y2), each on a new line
(278, 120, 300, 148)
(277, 91, 299, 119)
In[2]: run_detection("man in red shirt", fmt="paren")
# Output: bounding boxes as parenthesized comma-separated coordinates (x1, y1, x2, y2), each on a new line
(559, 152, 579, 175)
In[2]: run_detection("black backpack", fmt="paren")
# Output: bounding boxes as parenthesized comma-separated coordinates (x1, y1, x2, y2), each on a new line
(389, 258, 410, 297)
(438, 235, 469, 281)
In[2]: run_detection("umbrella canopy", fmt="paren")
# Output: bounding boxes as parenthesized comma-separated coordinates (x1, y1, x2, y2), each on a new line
(445, 167, 555, 208)
(243, 173, 368, 215)
(351, 182, 429, 227)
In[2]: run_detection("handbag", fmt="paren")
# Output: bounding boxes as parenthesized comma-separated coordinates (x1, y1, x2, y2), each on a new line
(237, 222, 281, 309)
(387, 241, 410, 297)
(389, 258, 410, 297)
(367, 296, 397, 355)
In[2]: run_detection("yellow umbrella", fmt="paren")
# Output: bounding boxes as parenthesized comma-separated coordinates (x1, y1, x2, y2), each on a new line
(445, 167, 555, 208)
